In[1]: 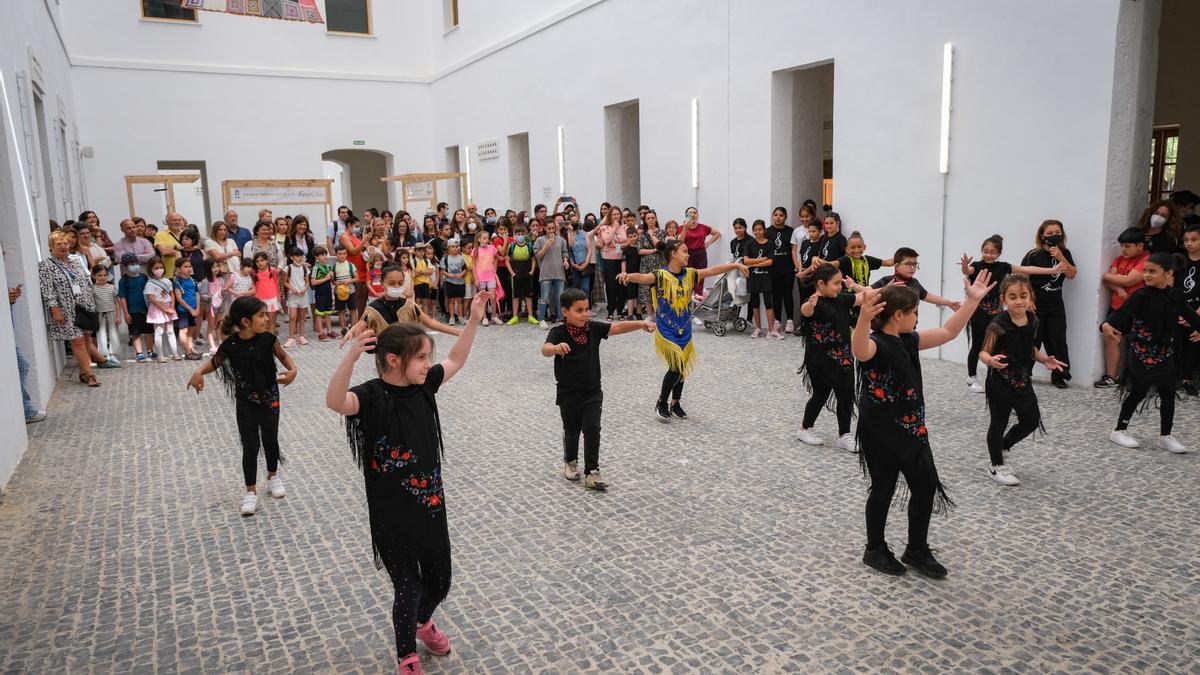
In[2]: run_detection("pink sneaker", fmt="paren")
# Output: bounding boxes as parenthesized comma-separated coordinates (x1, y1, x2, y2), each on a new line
(298, 336, 309, 345)
(397, 653, 423, 674)
(283, 338, 296, 348)
(415, 618, 451, 656)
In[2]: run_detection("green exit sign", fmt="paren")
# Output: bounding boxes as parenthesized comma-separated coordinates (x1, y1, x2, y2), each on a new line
(352, 140, 366, 146)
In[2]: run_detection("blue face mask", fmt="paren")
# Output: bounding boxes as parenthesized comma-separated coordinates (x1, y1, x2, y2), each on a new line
(516, 235, 527, 245)
(486, 216, 497, 225)
(127, 264, 142, 275)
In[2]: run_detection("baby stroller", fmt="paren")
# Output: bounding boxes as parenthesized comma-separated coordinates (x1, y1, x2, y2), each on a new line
(694, 262, 749, 337)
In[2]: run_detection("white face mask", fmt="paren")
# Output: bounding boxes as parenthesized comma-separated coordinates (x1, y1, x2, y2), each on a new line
(152, 269, 165, 278)
(1150, 214, 1167, 228)
(384, 286, 405, 299)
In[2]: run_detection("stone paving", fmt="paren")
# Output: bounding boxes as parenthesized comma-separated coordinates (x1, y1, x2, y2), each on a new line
(2, 320, 1199, 673)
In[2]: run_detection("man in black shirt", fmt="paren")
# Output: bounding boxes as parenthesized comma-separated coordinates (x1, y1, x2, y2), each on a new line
(767, 206, 797, 332)
(543, 288, 654, 491)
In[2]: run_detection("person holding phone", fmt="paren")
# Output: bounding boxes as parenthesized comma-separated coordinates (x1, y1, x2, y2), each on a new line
(680, 207, 720, 301)
(1020, 220, 1077, 388)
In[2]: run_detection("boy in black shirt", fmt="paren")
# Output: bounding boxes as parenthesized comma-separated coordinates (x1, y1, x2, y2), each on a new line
(1176, 223, 1200, 394)
(871, 247, 961, 311)
(542, 288, 654, 490)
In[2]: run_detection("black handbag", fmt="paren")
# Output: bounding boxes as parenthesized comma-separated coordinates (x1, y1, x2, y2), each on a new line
(73, 304, 99, 332)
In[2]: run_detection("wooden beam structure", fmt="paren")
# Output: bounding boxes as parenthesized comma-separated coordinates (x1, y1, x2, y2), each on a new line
(380, 172, 468, 213)
(124, 173, 201, 219)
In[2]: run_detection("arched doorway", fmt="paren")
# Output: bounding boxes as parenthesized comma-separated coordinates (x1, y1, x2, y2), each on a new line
(320, 149, 395, 213)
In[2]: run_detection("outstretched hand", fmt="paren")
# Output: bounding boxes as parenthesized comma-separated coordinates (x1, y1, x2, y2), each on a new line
(989, 354, 1008, 370)
(963, 268, 995, 303)
(639, 320, 656, 333)
(1043, 356, 1068, 372)
(552, 342, 571, 356)
(960, 253, 972, 269)
(857, 288, 886, 324)
(616, 272, 630, 285)
(469, 291, 493, 321)
(186, 370, 205, 394)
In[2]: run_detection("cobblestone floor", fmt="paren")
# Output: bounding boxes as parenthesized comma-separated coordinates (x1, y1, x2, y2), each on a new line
(2, 320, 1199, 674)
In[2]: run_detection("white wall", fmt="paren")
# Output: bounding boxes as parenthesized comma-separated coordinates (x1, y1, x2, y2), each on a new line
(431, 0, 1131, 379)
(0, 0, 82, 492)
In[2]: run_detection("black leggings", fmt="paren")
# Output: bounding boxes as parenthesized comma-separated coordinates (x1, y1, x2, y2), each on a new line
(1116, 381, 1175, 435)
(602, 260, 623, 317)
(1035, 310, 1071, 382)
(380, 546, 452, 659)
(236, 399, 280, 486)
(802, 373, 854, 435)
(1176, 325, 1199, 381)
(561, 391, 603, 474)
(749, 290, 774, 317)
(659, 370, 685, 403)
(497, 268, 513, 317)
(864, 449, 937, 550)
(769, 269, 795, 323)
(986, 390, 1040, 466)
(966, 311, 992, 378)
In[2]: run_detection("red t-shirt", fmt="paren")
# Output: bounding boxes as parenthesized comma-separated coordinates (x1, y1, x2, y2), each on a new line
(1109, 251, 1148, 309)
(343, 233, 367, 281)
(682, 223, 712, 256)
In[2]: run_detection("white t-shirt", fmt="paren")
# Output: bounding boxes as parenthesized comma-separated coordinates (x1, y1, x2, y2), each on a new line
(205, 238, 241, 272)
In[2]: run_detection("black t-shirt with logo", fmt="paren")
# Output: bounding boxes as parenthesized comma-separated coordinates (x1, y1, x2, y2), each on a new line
(1020, 247, 1075, 314)
(768, 226, 795, 271)
(545, 320, 611, 403)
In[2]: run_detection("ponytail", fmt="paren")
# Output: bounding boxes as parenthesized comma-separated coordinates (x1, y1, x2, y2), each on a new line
(657, 239, 685, 258)
(221, 296, 266, 337)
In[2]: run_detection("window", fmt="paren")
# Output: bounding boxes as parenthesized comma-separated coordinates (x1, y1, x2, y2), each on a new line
(1149, 126, 1179, 204)
(140, 0, 197, 21)
(443, 0, 459, 31)
(326, 0, 371, 35)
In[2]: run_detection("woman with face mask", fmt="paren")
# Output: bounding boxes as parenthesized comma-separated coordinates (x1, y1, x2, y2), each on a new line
(1135, 200, 1183, 254)
(1021, 220, 1078, 388)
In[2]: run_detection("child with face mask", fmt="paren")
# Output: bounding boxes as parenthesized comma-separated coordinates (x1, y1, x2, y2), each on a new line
(341, 264, 461, 347)
(117, 253, 151, 362)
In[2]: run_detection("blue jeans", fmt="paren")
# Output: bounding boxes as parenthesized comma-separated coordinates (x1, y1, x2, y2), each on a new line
(538, 278, 565, 321)
(571, 268, 593, 300)
(14, 331, 37, 419)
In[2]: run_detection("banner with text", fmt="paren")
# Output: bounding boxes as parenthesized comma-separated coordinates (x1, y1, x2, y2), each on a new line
(229, 186, 328, 205)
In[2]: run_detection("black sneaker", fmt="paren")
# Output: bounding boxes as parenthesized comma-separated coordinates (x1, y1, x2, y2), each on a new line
(901, 546, 948, 579)
(862, 544, 906, 576)
(1052, 379, 1069, 389)
(655, 401, 672, 422)
(1093, 375, 1116, 388)
(1184, 381, 1199, 397)
(670, 402, 688, 419)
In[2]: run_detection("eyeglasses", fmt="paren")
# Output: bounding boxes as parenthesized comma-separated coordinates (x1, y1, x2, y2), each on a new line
(900, 262, 920, 269)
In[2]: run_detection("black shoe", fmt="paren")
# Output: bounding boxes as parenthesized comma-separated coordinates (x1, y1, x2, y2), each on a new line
(670, 402, 688, 419)
(1093, 375, 1116, 388)
(655, 401, 672, 422)
(1052, 379, 1069, 389)
(901, 546, 948, 579)
(1184, 381, 1199, 397)
(862, 544, 906, 576)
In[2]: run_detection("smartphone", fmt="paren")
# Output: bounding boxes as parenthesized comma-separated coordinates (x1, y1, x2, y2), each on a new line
(560, 195, 574, 202)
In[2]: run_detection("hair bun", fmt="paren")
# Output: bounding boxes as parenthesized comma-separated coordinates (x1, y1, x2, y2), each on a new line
(991, 234, 1003, 243)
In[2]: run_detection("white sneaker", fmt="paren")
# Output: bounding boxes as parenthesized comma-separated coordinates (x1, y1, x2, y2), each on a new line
(785, 320, 795, 333)
(1157, 435, 1188, 454)
(1109, 430, 1140, 449)
(968, 378, 984, 393)
(750, 328, 762, 339)
(539, 320, 548, 329)
(481, 317, 490, 326)
(240, 491, 258, 515)
(693, 318, 705, 327)
(835, 433, 855, 452)
(988, 465, 1020, 486)
(773, 330, 786, 341)
(796, 428, 824, 446)
(268, 476, 286, 498)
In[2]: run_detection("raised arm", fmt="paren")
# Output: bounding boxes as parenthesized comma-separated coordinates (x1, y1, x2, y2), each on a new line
(696, 261, 749, 280)
(923, 291, 962, 311)
(918, 270, 993, 350)
(419, 311, 462, 337)
(959, 253, 974, 276)
(851, 288, 884, 362)
(609, 319, 656, 336)
(617, 271, 655, 285)
(441, 292, 490, 383)
(327, 330, 374, 415)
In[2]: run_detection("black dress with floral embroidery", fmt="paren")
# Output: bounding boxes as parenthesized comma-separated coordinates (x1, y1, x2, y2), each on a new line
(1106, 286, 1200, 392)
(856, 331, 952, 511)
(800, 293, 856, 394)
(982, 311, 1039, 402)
(347, 366, 450, 565)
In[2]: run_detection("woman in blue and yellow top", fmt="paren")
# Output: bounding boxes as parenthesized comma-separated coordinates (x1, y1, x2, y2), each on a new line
(618, 239, 747, 420)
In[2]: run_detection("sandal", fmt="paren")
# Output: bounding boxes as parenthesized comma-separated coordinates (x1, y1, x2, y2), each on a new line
(80, 373, 100, 387)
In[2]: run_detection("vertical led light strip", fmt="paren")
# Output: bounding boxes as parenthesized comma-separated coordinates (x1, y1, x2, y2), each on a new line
(939, 43, 953, 174)
(557, 125, 565, 195)
(690, 97, 699, 189)
(464, 145, 472, 201)
(0, 71, 41, 261)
